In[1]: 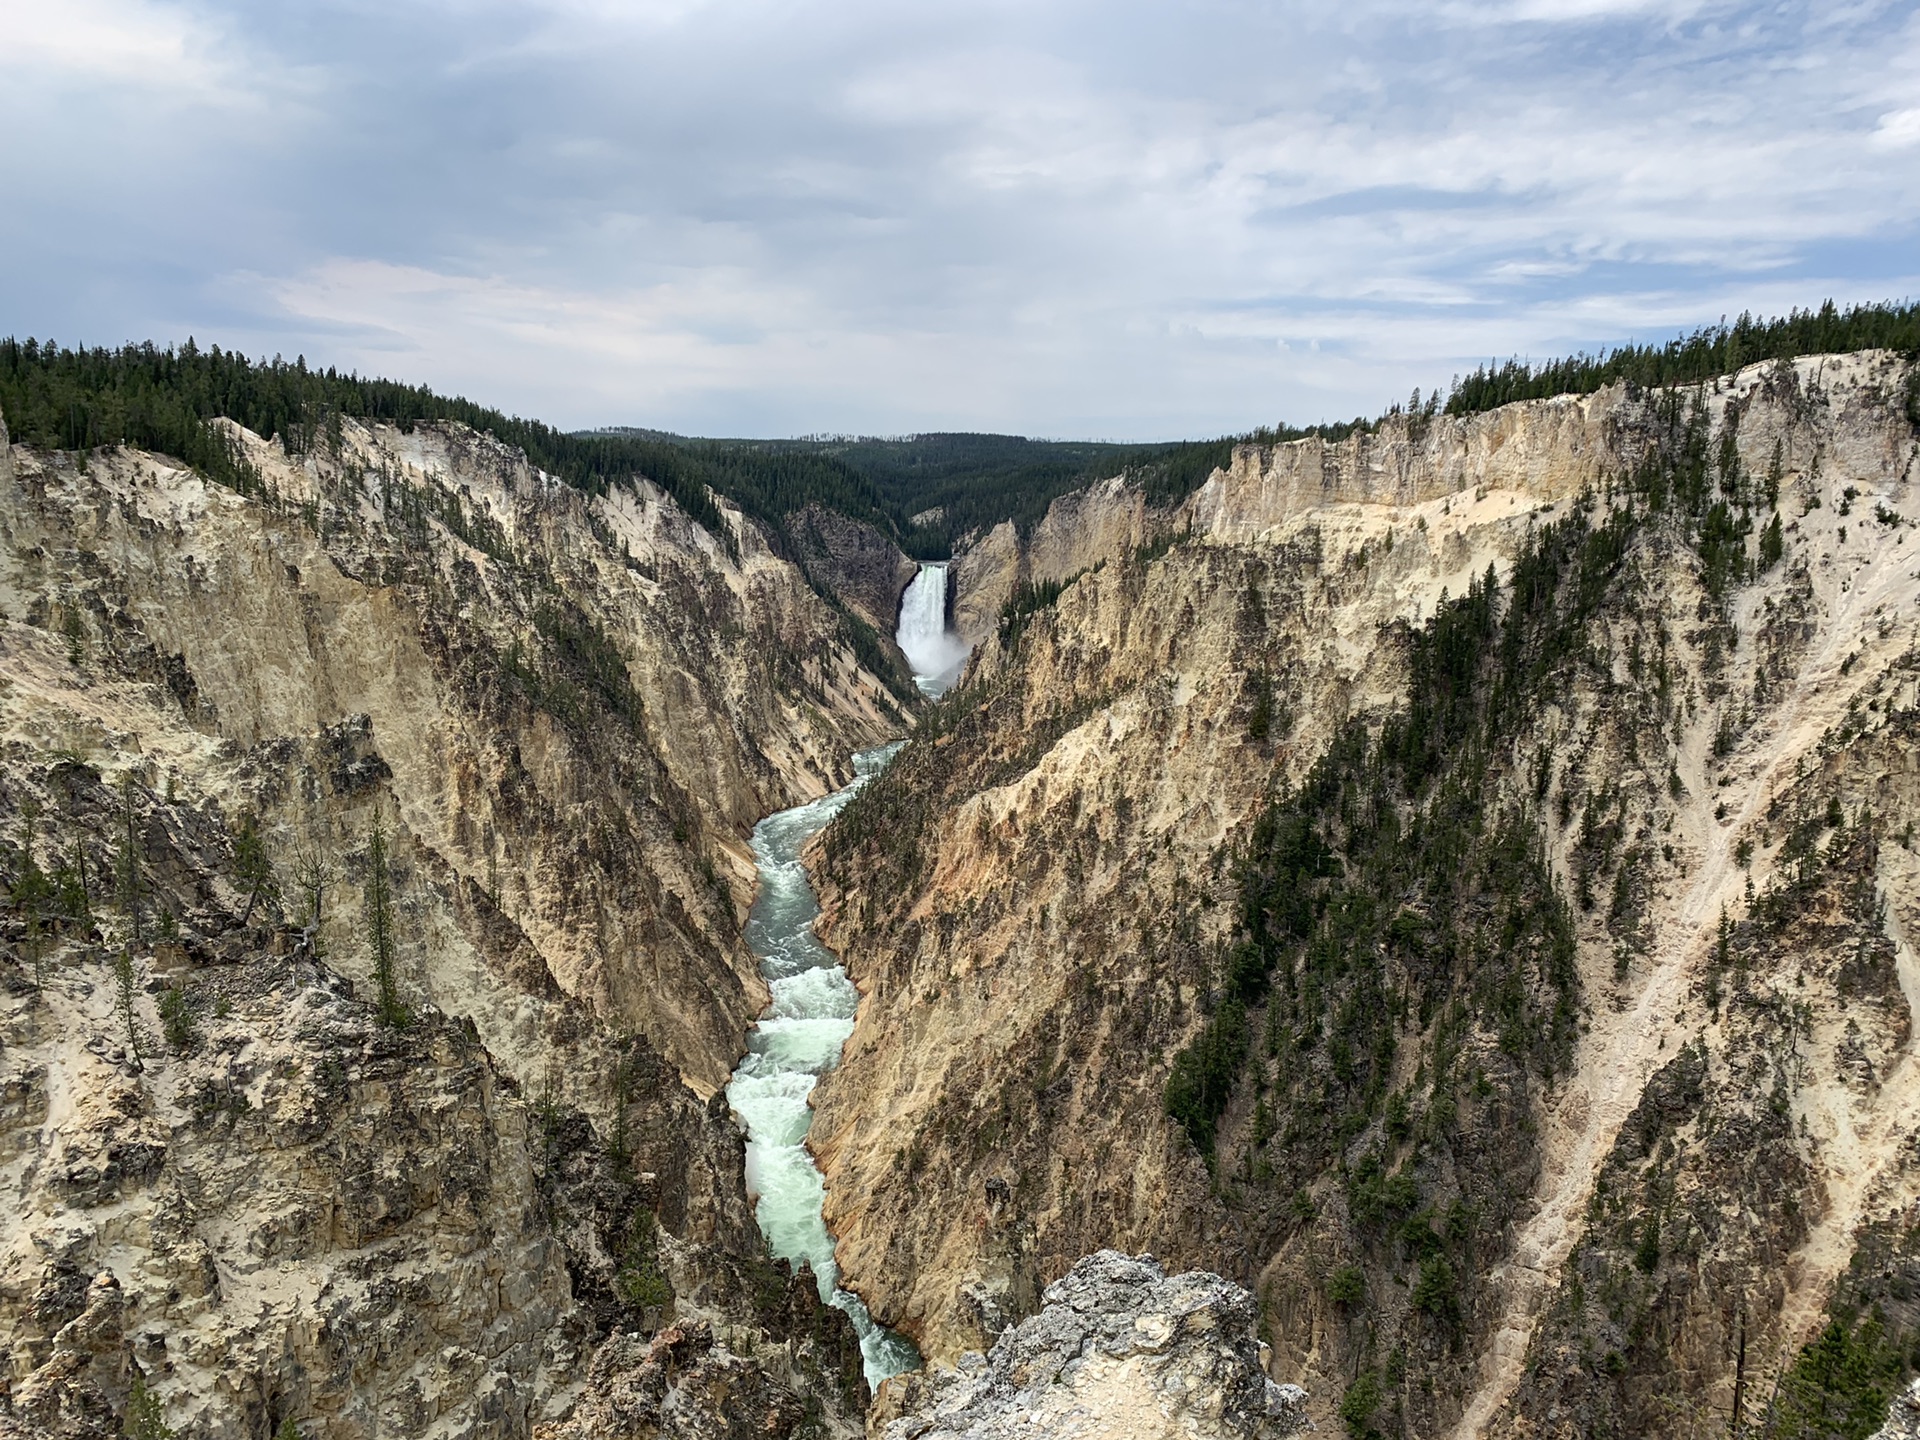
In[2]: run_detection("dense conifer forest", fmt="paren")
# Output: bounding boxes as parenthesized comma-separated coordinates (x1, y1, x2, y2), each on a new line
(0, 337, 896, 541)
(735, 428, 1366, 556)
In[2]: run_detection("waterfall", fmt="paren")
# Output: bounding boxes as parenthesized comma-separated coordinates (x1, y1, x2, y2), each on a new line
(897, 563, 969, 697)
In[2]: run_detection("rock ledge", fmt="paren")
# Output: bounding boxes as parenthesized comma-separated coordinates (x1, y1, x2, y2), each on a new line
(877, 1251, 1309, 1439)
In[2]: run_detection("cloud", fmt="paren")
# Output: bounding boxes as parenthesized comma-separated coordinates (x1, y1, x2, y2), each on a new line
(1875, 110, 1920, 149)
(1, 0, 220, 82)
(1, 0, 1916, 437)
(1463, 0, 1710, 23)
(260, 258, 830, 401)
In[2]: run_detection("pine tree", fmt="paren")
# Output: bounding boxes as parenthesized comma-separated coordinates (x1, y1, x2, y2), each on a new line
(56, 841, 92, 924)
(114, 944, 143, 1068)
(158, 983, 196, 1053)
(114, 775, 146, 951)
(1760, 510, 1784, 570)
(1768, 1311, 1903, 1440)
(12, 803, 54, 990)
(60, 604, 87, 667)
(123, 1374, 174, 1440)
(365, 809, 408, 1028)
(234, 822, 278, 923)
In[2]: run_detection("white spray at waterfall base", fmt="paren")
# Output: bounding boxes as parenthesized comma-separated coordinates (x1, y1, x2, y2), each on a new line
(897, 563, 969, 696)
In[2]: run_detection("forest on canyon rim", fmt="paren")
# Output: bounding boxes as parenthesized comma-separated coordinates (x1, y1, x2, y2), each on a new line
(2, 300, 1920, 1440)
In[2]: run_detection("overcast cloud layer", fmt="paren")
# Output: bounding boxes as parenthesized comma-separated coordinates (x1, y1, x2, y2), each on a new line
(3, 0, 1917, 438)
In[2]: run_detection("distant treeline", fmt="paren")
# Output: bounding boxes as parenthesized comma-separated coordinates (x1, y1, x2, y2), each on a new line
(0, 337, 1233, 553)
(741, 423, 1368, 557)
(783, 432, 1159, 556)
(738, 432, 1174, 557)
(5, 301, 1916, 562)
(0, 337, 895, 540)
(1446, 299, 1920, 416)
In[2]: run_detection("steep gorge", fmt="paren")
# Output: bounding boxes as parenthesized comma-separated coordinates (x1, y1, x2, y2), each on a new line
(0, 407, 911, 1438)
(809, 350, 1920, 1437)
(1, 412, 908, 1098)
(8, 342, 1920, 1440)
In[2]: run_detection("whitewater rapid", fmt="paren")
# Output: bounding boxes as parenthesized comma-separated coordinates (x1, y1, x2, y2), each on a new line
(724, 561, 969, 1386)
(723, 745, 920, 1386)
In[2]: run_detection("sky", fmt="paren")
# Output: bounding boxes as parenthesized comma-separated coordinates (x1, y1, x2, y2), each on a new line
(3, 0, 1918, 440)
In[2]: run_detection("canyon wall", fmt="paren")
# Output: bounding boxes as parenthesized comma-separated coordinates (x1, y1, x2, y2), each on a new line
(944, 384, 1625, 650)
(0, 413, 899, 1438)
(812, 351, 1920, 1437)
(0, 416, 907, 1098)
(9, 349, 1920, 1440)
(947, 478, 1157, 649)
(786, 502, 922, 650)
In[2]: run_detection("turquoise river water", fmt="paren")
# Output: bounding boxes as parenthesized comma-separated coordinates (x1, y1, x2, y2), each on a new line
(725, 562, 963, 1384)
(723, 743, 921, 1384)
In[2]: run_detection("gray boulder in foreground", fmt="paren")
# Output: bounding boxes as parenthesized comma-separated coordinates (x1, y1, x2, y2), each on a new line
(877, 1251, 1310, 1439)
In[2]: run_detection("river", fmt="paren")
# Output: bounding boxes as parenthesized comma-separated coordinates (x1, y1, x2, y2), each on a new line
(723, 562, 962, 1386)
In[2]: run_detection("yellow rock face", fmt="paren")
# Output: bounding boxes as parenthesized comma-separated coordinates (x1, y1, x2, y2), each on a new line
(809, 351, 1920, 1440)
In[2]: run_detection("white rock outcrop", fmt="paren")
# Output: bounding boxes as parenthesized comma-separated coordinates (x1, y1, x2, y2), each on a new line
(877, 1252, 1308, 1440)
(1876, 1380, 1920, 1440)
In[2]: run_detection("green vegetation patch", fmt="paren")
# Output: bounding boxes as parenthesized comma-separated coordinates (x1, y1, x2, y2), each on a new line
(1447, 299, 1920, 417)
(0, 337, 894, 540)
(1165, 504, 1638, 1159)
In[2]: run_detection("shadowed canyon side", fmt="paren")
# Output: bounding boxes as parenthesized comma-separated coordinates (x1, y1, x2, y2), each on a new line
(808, 351, 1920, 1437)
(0, 406, 904, 1439)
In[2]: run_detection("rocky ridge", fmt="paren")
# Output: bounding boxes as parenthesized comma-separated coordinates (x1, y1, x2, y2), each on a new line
(0, 922, 865, 1440)
(944, 378, 1623, 650)
(1876, 1380, 1920, 1440)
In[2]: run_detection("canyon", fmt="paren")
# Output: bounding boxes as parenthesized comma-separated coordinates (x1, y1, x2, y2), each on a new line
(0, 410, 898, 1438)
(813, 350, 1920, 1438)
(3, 343, 1920, 1440)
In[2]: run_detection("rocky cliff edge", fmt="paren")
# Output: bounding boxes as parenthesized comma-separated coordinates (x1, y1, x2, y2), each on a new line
(873, 1252, 1308, 1440)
